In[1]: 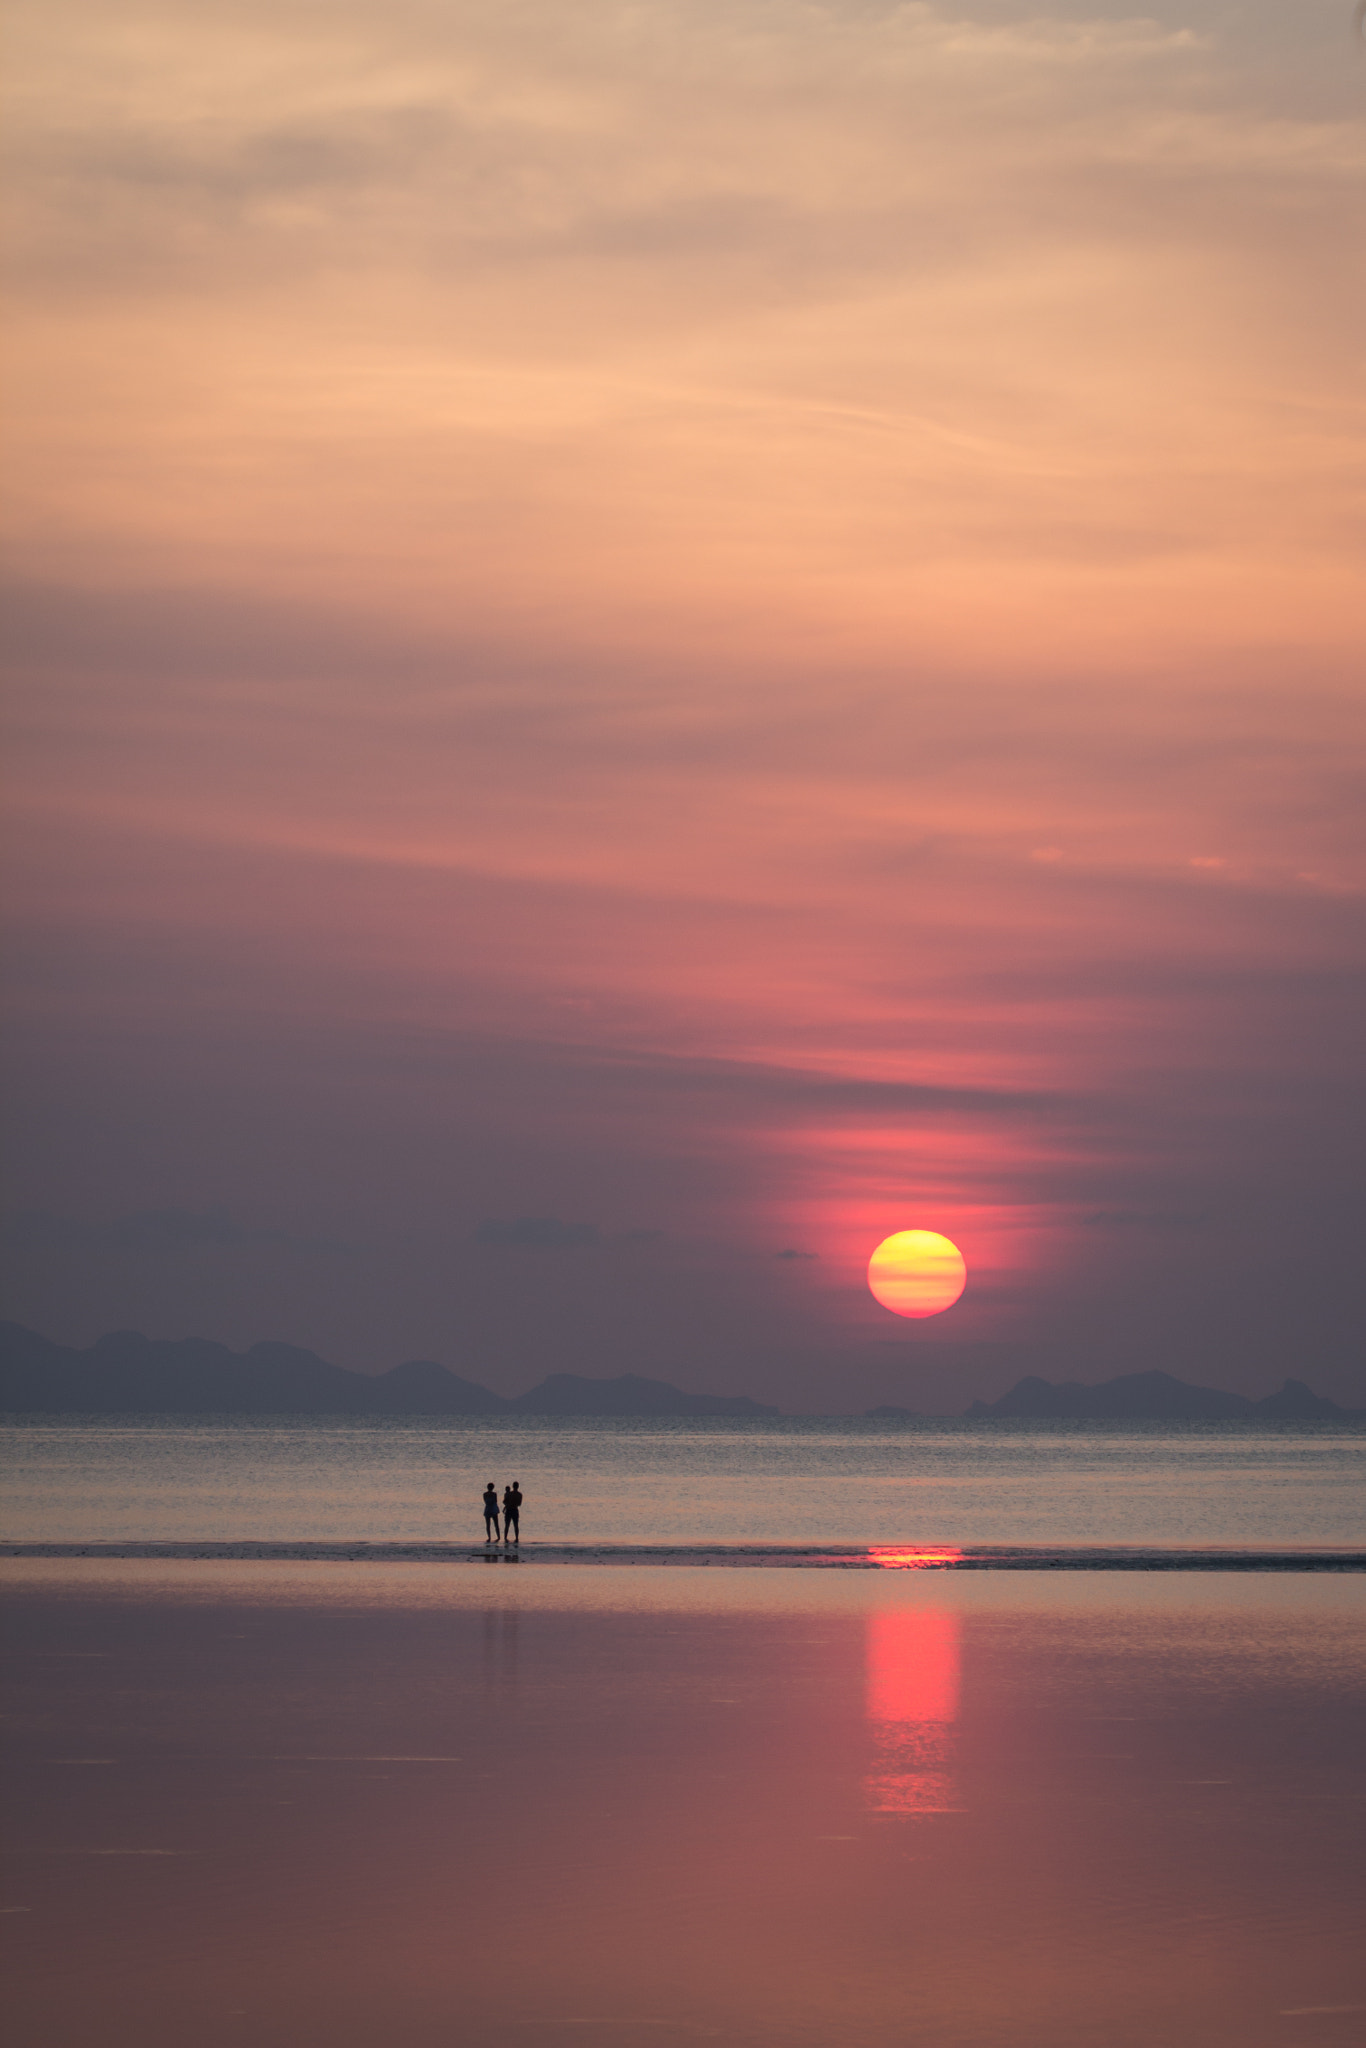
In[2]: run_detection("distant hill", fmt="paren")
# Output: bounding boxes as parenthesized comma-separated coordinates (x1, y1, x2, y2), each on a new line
(0, 1323, 506, 1415)
(0, 1323, 778, 1417)
(4, 1325, 1352, 1421)
(514, 1371, 776, 1418)
(965, 1368, 1359, 1421)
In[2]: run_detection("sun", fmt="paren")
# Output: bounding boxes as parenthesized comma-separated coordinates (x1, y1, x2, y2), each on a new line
(867, 1230, 967, 1319)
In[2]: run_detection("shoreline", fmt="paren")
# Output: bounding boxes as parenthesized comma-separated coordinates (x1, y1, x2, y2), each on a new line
(4, 1539, 1364, 1570)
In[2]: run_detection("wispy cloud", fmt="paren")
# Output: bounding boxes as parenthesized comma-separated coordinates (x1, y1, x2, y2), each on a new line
(473, 1216, 601, 1249)
(2, 1209, 349, 1255)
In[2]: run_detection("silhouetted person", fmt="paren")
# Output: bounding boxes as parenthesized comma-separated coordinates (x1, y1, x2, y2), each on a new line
(482, 1483, 500, 1542)
(504, 1482, 522, 1543)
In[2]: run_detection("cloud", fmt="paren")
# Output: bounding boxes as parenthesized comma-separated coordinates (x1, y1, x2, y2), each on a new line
(9, 0, 1358, 352)
(473, 1216, 600, 1249)
(775, 1248, 818, 1260)
(1080, 1209, 1210, 1232)
(471, 1216, 669, 1251)
(1, 1209, 348, 1255)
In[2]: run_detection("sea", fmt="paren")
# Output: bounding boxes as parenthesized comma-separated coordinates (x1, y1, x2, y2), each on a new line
(5, 1413, 1366, 2047)
(3, 1412, 1363, 1553)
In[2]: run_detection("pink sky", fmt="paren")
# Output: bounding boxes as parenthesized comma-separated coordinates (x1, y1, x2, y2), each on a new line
(3, 0, 1363, 1407)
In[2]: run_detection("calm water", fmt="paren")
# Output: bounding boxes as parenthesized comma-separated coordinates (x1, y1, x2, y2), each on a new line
(3, 1561, 1364, 2048)
(3, 1414, 1363, 1547)
(7, 1422, 1363, 2047)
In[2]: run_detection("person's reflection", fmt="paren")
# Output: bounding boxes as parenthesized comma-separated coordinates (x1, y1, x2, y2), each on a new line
(865, 1605, 960, 1813)
(481, 1606, 519, 1696)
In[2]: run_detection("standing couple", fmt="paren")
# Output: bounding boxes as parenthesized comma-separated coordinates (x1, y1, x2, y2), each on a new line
(482, 1481, 522, 1543)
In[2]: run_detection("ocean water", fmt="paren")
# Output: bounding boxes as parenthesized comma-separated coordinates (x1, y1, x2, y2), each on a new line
(2, 1413, 1362, 1549)
(4, 1560, 1365, 2048)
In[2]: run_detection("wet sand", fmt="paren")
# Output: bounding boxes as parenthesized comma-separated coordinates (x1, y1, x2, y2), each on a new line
(6, 1539, 1365, 1567)
(3, 1562, 1364, 2048)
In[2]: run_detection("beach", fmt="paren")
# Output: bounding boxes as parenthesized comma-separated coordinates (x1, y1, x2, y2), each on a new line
(4, 1558, 1364, 2048)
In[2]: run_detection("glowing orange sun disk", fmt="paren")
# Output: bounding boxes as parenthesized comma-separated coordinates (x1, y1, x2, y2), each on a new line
(867, 1230, 967, 1318)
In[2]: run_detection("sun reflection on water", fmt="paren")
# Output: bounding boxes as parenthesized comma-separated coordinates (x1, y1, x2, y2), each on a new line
(865, 1606, 961, 1814)
(867, 1545, 965, 1570)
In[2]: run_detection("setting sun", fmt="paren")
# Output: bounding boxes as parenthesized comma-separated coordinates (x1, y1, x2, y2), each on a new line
(867, 1231, 967, 1319)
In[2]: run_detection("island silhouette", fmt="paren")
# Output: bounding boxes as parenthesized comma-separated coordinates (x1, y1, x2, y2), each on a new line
(0, 1323, 1357, 1419)
(0, 1323, 776, 1416)
(963, 1367, 1358, 1421)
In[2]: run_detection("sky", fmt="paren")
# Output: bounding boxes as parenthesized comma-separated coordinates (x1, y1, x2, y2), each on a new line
(2, 0, 1363, 1411)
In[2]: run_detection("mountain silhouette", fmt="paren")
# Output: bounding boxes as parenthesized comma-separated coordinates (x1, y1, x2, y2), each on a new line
(2, 1325, 1351, 1420)
(512, 1370, 776, 1417)
(964, 1368, 1358, 1420)
(0, 1323, 776, 1416)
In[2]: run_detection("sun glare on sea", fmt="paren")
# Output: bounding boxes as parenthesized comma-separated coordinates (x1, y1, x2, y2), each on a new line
(867, 1230, 967, 1318)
